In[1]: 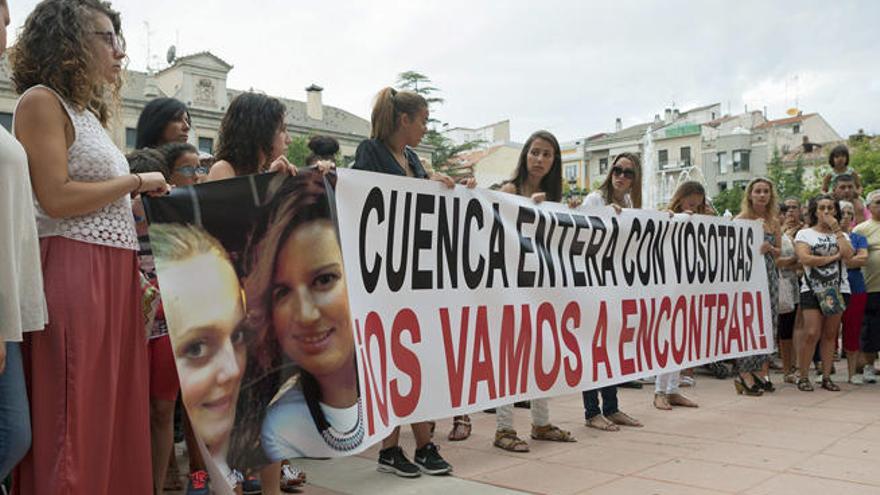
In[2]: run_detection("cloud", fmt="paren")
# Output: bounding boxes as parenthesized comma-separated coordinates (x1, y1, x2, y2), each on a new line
(8, 0, 879, 139)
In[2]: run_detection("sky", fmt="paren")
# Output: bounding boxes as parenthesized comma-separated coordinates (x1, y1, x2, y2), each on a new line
(8, 0, 879, 142)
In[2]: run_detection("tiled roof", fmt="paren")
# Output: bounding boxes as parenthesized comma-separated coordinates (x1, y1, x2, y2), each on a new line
(754, 113, 817, 129)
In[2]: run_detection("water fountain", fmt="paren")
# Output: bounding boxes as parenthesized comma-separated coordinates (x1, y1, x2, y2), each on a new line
(641, 126, 656, 209)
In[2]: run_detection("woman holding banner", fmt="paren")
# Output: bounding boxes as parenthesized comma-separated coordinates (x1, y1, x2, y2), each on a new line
(581, 152, 642, 431)
(492, 130, 576, 452)
(353, 87, 475, 477)
(733, 178, 781, 396)
(579, 153, 644, 431)
(10, 1, 169, 492)
(204, 91, 308, 493)
(652, 181, 708, 410)
(794, 195, 853, 392)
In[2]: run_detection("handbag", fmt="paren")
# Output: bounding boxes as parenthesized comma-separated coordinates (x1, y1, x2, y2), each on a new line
(805, 260, 846, 316)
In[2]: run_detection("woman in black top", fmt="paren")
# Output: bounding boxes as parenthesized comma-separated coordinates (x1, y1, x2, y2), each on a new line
(353, 87, 474, 478)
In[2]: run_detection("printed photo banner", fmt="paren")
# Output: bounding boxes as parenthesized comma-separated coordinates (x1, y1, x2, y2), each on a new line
(335, 168, 774, 445)
(144, 168, 773, 489)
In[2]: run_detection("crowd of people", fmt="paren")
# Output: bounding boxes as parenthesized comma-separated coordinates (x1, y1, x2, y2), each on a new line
(1, 0, 879, 494)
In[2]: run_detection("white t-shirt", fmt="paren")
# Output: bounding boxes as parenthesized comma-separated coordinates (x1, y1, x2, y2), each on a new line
(795, 227, 848, 294)
(582, 191, 633, 209)
(0, 125, 48, 341)
(261, 386, 360, 461)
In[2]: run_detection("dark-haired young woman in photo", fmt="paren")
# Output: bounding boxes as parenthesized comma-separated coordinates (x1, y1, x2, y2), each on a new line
(492, 130, 575, 452)
(580, 153, 643, 432)
(204, 90, 307, 495)
(353, 86, 475, 477)
(794, 195, 853, 391)
(10, 0, 170, 492)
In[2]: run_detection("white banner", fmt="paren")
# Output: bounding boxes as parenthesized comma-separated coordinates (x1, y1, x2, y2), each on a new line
(335, 168, 774, 444)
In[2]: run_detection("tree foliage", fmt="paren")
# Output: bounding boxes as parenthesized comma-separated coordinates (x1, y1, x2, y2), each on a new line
(710, 186, 743, 217)
(850, 135, 880, 195)
(395, 71, 483, 173)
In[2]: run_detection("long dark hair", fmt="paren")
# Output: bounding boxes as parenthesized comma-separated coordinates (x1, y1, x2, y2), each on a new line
(216, 92, 287, 176)
(807, 194, 842, 227)
(228, 169, 337, 469)
(136, 97, 190, 149)
(509, 130, 563, 202)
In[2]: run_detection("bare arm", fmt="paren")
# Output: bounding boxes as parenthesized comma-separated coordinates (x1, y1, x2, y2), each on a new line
(846, 247, 868, 269)
(836, 232, 854, 260)
(207, 160, 236, 181)
(795, 241, 840, 267)
(16, 89, 165, 218)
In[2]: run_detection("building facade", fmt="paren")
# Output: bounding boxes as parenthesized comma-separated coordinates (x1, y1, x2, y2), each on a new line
(0, 51, 434, 166)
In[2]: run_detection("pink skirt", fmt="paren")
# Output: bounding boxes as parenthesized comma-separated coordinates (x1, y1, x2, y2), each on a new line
(14, 237, 152, 494)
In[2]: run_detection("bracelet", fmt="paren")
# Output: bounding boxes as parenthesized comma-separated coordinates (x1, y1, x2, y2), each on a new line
(132, 173, 143, 193)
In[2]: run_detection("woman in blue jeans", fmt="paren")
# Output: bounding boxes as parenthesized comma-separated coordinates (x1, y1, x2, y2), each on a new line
(578, 153, 643, 431)
(0, 0, 49, 480)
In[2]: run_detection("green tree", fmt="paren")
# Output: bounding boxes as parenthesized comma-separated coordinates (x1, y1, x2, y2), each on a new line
(395, 71, 483, 172)
(767, 150, 806, 201)
(850, 135, 880, 194)
(711, 186, 743, 216)
(286, 134, 347, 168)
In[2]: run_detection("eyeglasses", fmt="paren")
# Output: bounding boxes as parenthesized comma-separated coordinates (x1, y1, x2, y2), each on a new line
(611, 166, 636, 179)
(92, 30, 122, 51)
(174, 166, 209, 177)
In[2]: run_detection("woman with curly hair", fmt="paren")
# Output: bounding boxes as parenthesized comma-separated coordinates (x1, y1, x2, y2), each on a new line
(9, 0, 169, 493)
(207, 92, 296, 180)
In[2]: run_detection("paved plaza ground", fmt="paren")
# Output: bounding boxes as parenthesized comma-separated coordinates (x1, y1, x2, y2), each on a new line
(171, 365, 880, 494)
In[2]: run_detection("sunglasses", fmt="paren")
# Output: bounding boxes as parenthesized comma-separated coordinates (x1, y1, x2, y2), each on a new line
(174, 166, 209, 177)
(611, 166, 636, 179)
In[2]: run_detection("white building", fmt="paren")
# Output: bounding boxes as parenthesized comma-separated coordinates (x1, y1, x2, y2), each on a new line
(444, 120, 511, 149)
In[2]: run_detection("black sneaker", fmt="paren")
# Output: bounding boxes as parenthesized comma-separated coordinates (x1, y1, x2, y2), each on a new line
(377, 446, 421, 478)
(414, 442, 452, 475)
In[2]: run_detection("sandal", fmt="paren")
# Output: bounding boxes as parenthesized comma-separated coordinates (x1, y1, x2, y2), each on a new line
(653, 393, 672, 410)
(494, 428, 530, 452)
(531, 424, 576, 442)
(607, 411, 643, 427)
(797, 376, 814, 392)
(820, 376, 840, 391)
(584, 415, 619, 432)
(448, 415, 472, 441)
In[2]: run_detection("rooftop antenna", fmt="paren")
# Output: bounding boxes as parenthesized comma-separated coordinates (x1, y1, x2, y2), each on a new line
(144, 21, 153, 72)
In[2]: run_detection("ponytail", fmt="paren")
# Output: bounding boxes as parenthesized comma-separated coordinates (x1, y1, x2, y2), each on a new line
(370, 87, 427, 143)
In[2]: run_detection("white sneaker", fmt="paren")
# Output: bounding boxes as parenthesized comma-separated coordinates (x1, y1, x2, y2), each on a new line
(679, 376, 696, 387)
(863, 367, 877, 383)
(850, 374, 865, 385)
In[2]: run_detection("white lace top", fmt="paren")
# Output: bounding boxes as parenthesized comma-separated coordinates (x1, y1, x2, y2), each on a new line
(16, 85, 138, 250)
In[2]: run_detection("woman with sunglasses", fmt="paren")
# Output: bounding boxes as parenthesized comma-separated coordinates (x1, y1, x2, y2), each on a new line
(580, 153, 644, 432)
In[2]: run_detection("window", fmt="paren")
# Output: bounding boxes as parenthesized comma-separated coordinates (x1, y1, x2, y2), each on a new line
(716, 152, 729, 174)
(565, 164, 578, 181)
(0, 112, 12, 132)
(717, 182, 728, 192)
(599, 157, 608, 174)
(198, 137, 214, 154)
(711, 112, 716, 120)
(732, 149, 750, 171)
(658, 150, 669, 168)
(125, 127, 137, 149)
(680, 146, 691, 167)
(792, 124, 800, 134)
